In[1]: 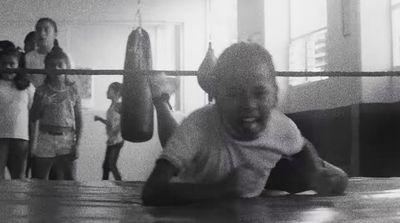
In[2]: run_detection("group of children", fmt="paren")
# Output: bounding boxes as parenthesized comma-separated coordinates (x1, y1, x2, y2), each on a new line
(0, 16, 348, 206)
(0, 17, 125, 181)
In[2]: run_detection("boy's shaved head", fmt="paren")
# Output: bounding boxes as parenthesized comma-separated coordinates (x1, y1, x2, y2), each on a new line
(213, 42, 278, 141)
(213, 42, 276, 80)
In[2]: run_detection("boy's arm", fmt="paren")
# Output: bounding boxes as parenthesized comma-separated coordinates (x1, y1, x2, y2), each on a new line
(153, 97, 179, 148)
(72, 98, 83, 160)
(29, 90, 41, 154)
(29, 120, 39, 156)
(94, 116, 108, 126)
(142, 159, 266, 206)
(291, 138, 348, 195)
(142, 159, 229, 206)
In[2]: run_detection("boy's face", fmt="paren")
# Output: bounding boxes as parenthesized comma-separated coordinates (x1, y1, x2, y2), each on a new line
(215, 63, 277, 141)
(0, 55, 18, 80)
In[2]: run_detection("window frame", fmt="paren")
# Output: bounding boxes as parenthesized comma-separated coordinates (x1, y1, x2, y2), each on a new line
(288, 0, 329, 86)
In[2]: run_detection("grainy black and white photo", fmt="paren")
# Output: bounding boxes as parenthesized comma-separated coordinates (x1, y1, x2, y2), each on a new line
(0, 0, 398, 222)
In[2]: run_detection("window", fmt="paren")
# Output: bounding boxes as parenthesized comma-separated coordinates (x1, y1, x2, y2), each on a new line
(288, 0, 328, 86)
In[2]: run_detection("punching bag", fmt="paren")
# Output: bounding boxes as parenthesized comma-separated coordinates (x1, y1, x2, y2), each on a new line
(121, 27, 154, 142)
(197, 42, 217, 102)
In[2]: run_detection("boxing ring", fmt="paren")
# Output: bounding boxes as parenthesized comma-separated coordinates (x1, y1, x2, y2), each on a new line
(1, 68, 398, 76)
(2, 68, 400, 222)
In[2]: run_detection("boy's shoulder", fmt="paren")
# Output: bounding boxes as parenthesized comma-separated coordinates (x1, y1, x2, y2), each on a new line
(174, 104, 218, 136)
(269, 109, 299, 135)
(181, 104, 216, 125)
(264, 108, 304, 154)
(269, 109, 292, 124)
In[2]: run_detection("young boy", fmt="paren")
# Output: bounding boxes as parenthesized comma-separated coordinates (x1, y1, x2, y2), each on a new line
(142, 42, 348, 206)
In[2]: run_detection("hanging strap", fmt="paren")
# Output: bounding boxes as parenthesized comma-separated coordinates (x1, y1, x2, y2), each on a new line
(135, 0, 143, 32)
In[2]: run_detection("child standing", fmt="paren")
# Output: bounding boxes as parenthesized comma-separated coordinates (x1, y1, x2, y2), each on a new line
(30, 46, 82, 180)
(0, 42, 34, 179)
(25, 17, 59, 87)
(94, 82, 124, 181)
(142, 42, 348, 206)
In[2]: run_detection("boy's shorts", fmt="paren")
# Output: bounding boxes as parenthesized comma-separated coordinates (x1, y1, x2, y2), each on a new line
(34, 131, 75, 158)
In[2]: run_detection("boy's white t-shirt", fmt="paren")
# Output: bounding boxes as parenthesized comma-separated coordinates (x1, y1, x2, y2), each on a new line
(160, 105, 305, 197)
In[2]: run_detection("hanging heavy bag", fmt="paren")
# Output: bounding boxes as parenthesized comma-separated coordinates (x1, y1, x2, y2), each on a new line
(121, 28, 154, 142)
(197, 42, 217, 102)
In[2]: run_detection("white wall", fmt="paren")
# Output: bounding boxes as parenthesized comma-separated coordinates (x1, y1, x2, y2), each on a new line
(0, 0, 237, 181)
(237, 0, 265, 45)
(182, 0, 238, 111)
(326, 0, 361, 72)
(285, 77, 361, 112)
(359, 0, 395, 102)
(264, 0, 290, 110)
(360, 0, 392, 72)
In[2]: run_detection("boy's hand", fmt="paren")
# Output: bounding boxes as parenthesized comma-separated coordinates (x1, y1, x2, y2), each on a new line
(223, 164, 266, 198)
(94, 115, 101, 121)
(311, 161, 348, 196)
(149, 72, 177, 99)
(70, 143, 79, 161)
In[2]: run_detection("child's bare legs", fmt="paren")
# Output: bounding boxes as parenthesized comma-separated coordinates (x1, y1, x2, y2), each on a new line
(0, 139, 9, 179)
(7, 139, 29, 179)
(52, 154, 74, 180)
(34, 155, 74, 180)
(0, 139, 29, 179)
(26, 155, 34, 178)
(32, 157, 54, 179)
(102, 142, 123, 181)
(48, 166, 57, 180)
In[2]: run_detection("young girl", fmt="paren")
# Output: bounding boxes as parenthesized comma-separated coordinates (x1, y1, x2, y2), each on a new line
(25, 17, 59, 87)
(142, 42, 348, 206)
(94, 82, 124, 181)
(30, 46, 82, 180)
(0, 42, 34, 179)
